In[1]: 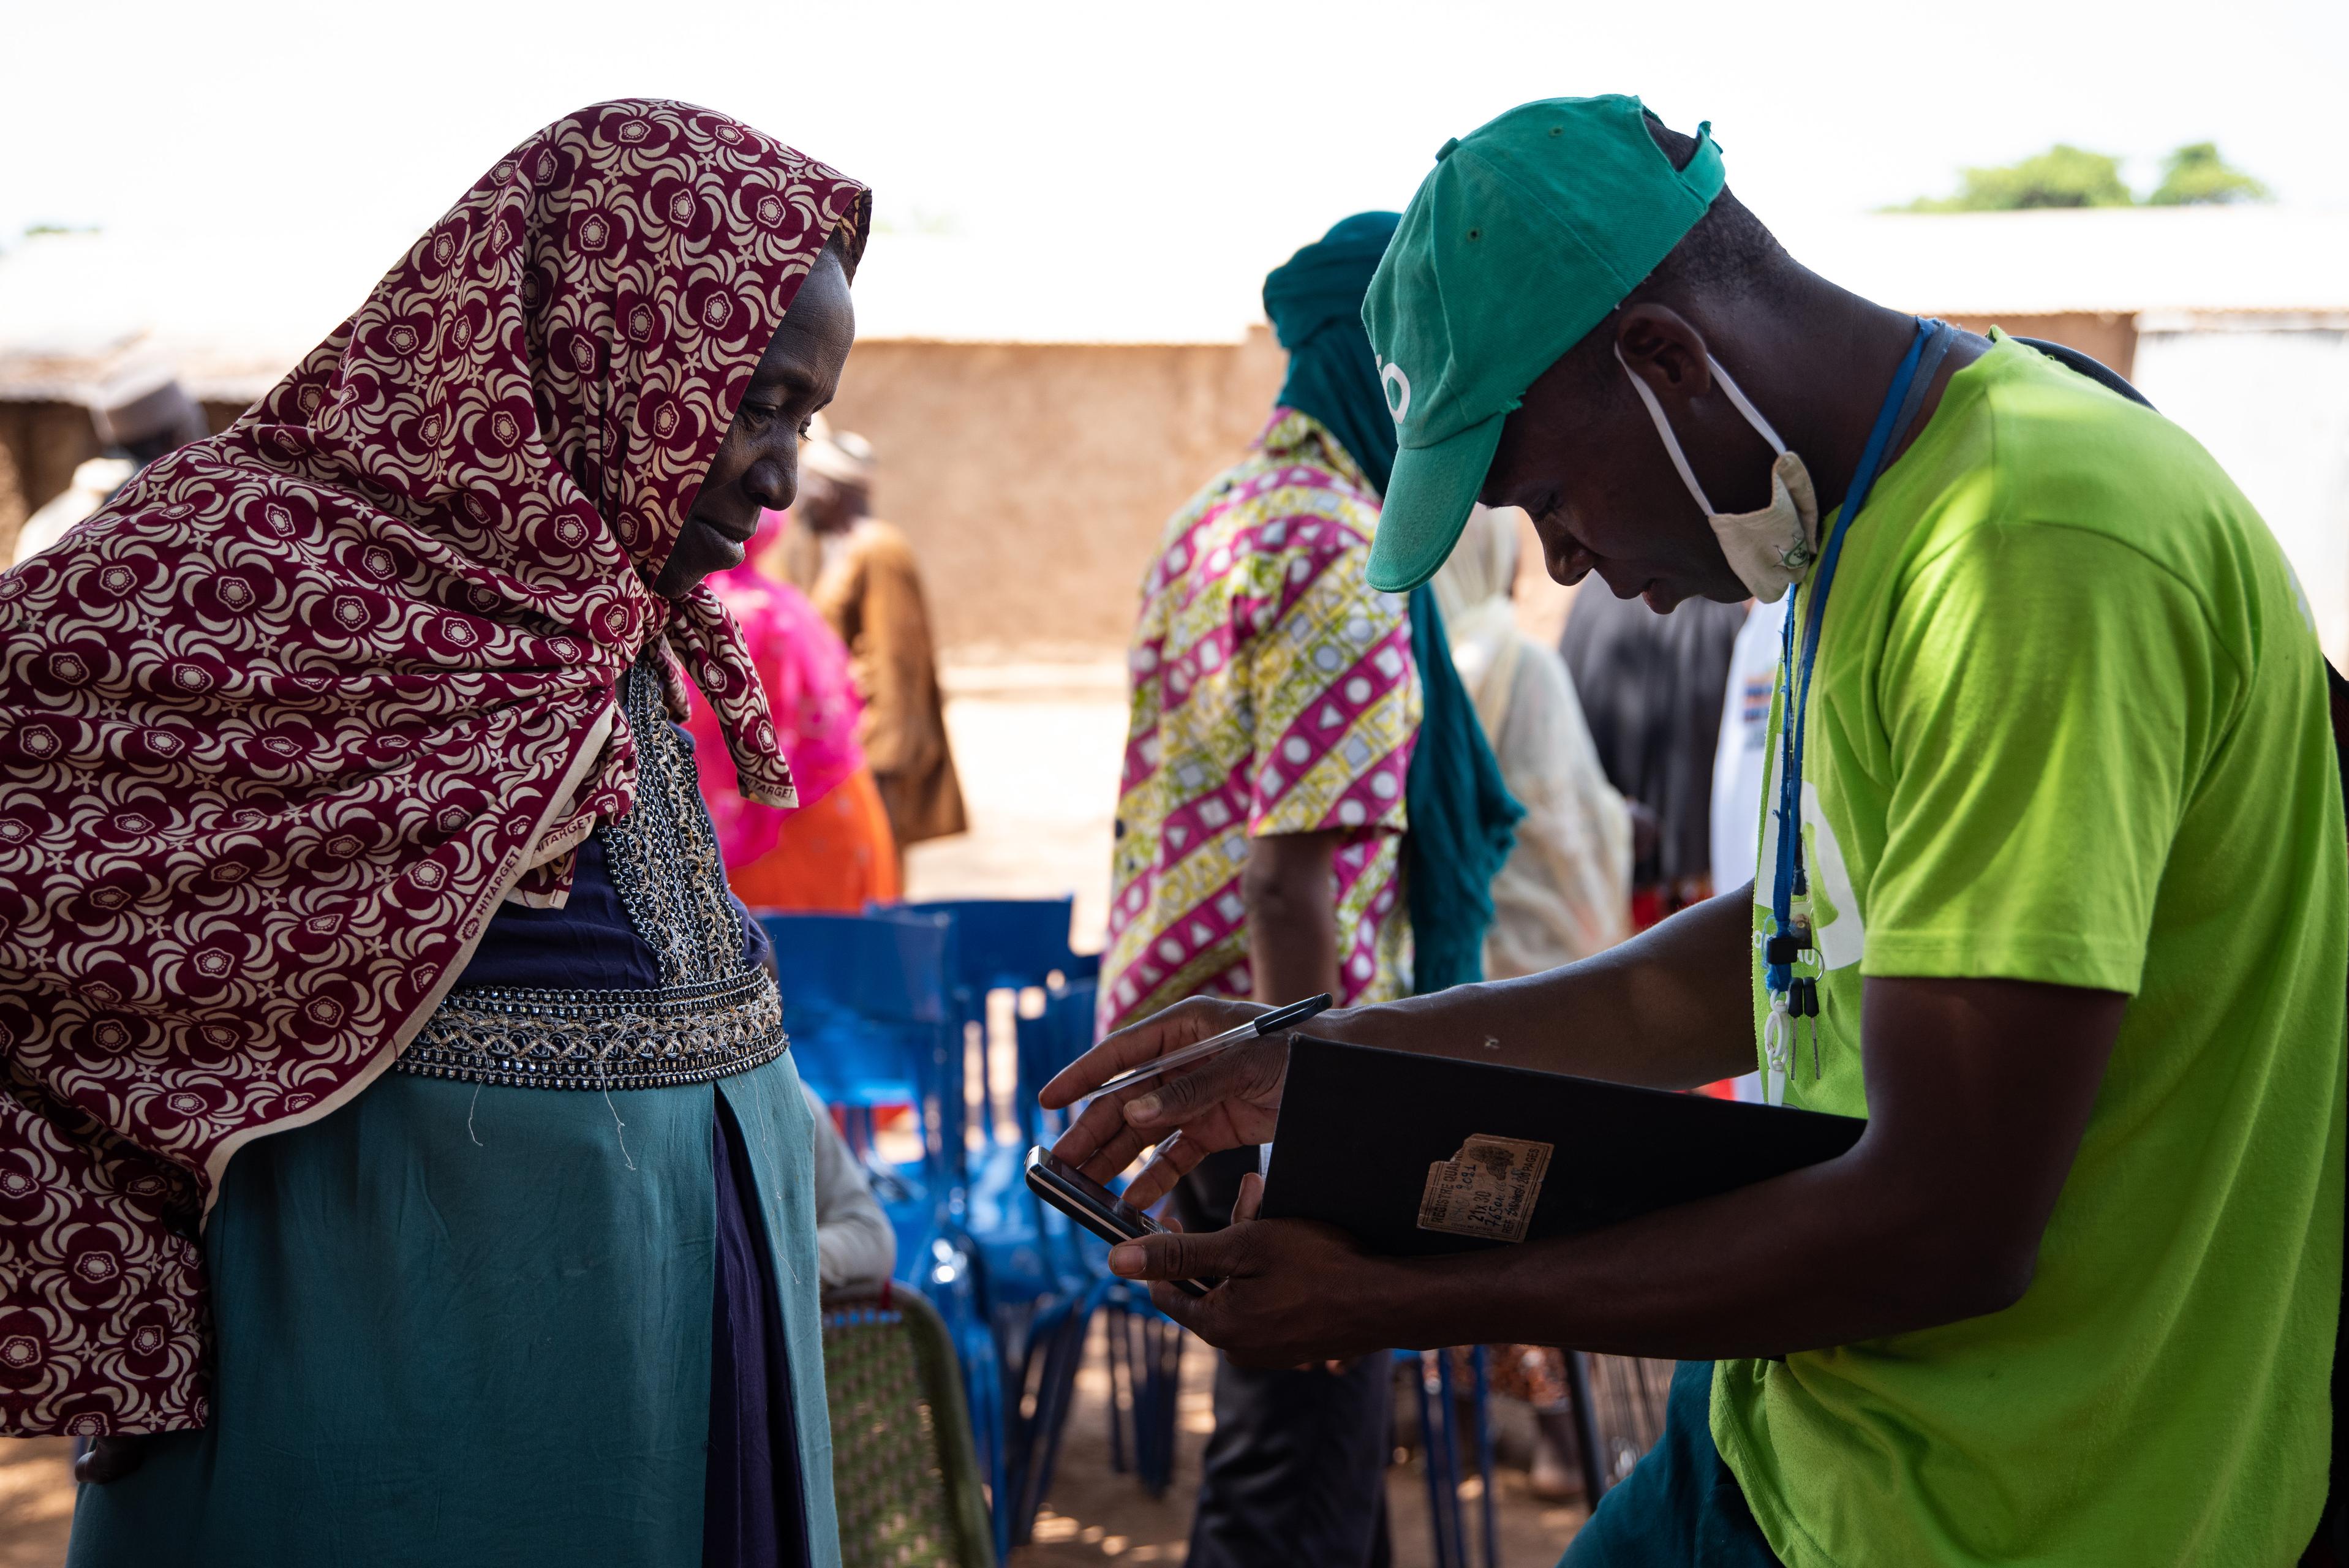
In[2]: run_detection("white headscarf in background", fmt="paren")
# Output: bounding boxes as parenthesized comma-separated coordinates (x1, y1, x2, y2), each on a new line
(1433, 505, 1633, 973)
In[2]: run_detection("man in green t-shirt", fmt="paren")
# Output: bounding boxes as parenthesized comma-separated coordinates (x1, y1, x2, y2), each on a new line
(1043, 95, 2344, 1566)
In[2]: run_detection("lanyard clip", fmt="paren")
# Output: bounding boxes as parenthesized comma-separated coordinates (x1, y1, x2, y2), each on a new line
(1762, 990, 1792, 1107)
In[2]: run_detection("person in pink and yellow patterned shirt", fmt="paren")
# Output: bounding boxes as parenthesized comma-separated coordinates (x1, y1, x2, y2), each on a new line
(1091, 209, 1426, 1568)
(1098, 404, 1419, 1038)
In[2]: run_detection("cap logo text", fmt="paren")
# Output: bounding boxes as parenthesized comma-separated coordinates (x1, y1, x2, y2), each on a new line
(1381, 361, 1412, 424)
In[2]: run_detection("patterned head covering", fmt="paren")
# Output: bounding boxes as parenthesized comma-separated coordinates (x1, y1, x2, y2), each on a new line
(687, 508, 868, 868)
(1261, 211, 1402, 495)
(0, 100, 867, 1435)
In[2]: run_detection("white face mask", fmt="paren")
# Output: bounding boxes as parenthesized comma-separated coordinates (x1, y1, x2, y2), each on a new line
(1616, 346, 1819, 603)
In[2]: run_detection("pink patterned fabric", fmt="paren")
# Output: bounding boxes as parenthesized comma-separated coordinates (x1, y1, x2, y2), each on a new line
(1099, 410, 1419, 1038)
(687, 510, 865, 868)
(0, 100, 867, 1435)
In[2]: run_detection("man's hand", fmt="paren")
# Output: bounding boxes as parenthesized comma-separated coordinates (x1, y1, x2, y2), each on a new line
(1041, 995, 1291, 1207)
(1106, 1173, 1404, 1367)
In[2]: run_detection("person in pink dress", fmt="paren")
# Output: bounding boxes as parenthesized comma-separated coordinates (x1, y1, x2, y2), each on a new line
(685, 510, 901, 911)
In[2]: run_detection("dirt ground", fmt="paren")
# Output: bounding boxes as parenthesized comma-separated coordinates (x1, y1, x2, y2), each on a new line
(902, 659, 1132, 949)
(0, 1441, 70, 1567)
(1013, 1319, 1585, 1568)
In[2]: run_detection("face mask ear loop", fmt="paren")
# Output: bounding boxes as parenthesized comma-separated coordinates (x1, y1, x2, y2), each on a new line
(1616, 344, 1717, 516)
(1704, 356, 1790, 458)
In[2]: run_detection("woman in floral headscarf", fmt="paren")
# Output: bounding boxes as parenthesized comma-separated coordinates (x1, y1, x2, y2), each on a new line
(0, 102, 865, 1566)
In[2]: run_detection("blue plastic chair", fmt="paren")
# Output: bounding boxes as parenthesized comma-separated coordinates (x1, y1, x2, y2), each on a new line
(995, 978, 1120, 1545)
(816, 903, 1114, 1556)
(768, 911, 1026, 1546)
(764, 911, 958, 1172)
(1101, 1280, 1186, 1498)
(887, 895, 1080, 1147)
(886, 899, 1088, 1339)
(970, 961, 1115, 1551)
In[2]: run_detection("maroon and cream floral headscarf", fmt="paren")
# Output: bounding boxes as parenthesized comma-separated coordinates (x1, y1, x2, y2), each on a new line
(0, 100, 868, 1435)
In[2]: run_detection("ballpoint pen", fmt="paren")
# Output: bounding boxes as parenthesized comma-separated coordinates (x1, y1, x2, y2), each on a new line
(1088, 993, 1333, 1098)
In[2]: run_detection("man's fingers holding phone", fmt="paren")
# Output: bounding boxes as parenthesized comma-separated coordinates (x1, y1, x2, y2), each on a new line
(1112, 1202, 1400, 1370)
(1108, 1218, 1234, 1289)
(1117, 1128, 1220, 1210)
(1107, 1172, 1259, 1281)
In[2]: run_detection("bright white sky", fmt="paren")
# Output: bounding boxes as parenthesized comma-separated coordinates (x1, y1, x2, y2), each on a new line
(6, 0, 2344, 344)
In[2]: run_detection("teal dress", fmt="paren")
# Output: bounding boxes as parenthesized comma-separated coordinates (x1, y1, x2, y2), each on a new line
(68, 658, 840, 1568)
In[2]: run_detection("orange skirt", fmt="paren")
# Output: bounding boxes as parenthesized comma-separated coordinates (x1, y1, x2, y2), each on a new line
(728, 767, 901, 912)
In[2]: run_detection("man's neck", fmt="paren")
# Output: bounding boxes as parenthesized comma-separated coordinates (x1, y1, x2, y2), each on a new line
(1705, 271, 1981, 517)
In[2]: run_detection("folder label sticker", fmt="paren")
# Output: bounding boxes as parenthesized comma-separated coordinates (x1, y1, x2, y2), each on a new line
(1417, 1134, 1554, 1243)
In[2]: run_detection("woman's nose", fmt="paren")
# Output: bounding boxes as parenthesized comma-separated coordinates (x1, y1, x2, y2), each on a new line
(742, 443, 797, 514)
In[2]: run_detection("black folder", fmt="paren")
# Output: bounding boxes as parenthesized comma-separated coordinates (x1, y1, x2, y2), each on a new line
(1259, 1036, 1866, 1257)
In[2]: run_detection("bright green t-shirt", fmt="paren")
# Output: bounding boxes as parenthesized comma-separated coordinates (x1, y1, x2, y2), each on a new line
(1713, 335, 2346, 1567)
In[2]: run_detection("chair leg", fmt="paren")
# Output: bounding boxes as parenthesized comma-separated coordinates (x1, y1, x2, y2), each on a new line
(1410, 1352, 1455, 1568)
(1139, 1312, 1178, 1496)
(1565, 1350, 1609, 1503)
(1104, 1300, 1133, 1476)
(1157, 1317, 1185, 1491)
(1435, 1349, 1468, 1568)
(1469, 1346, 1500, 1568)
(1016, 1298, 1098, 1540)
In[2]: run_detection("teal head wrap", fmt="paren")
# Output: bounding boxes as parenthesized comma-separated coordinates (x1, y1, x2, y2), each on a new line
(1261, 211, 1520, 995)
(1261, 212, 1402, 495)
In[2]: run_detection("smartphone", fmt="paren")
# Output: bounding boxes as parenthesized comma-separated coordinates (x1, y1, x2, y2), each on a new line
(1024, 1147, 1214, 1298)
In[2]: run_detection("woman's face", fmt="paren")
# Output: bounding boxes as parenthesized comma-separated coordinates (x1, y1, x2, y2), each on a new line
(654, 247, 855, 597)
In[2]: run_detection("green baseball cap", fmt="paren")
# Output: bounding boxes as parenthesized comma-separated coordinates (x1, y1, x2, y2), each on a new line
(1360, 94, 1725, 592)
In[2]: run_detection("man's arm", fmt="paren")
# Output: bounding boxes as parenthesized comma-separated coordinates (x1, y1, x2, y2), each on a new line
(1243, 831, 1343, 1006)
(1105, 974, 2126, 1366)
(1324, 878, 1755, 1087)
(1047, 881, 1758, 1206)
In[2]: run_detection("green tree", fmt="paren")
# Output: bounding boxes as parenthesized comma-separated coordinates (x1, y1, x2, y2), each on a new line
(1898, 144, 2135, 211)
(2147, 142, 2272, 206)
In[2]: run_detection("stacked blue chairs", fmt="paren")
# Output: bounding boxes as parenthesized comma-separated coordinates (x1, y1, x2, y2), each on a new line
(765, 910, 1012, 1544)
(764, 911, 971, 1292)
(863, 897, 1101, 1556)
(1014, 975, 1188, 1508)
(886, 898, 1089, 1334)
(779, 899, 1171, 1553)
(763, 911, 957, 1180)
(1100, 1279, 1186, 1498)
(884, 897, 1083, 1310)
(888, 894, 1083, 1147)
(1000, 976, 1122, 1544)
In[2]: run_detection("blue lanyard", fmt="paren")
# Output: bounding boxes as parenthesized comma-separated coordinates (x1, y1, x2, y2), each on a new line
(1765, 318, 1948, 994)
